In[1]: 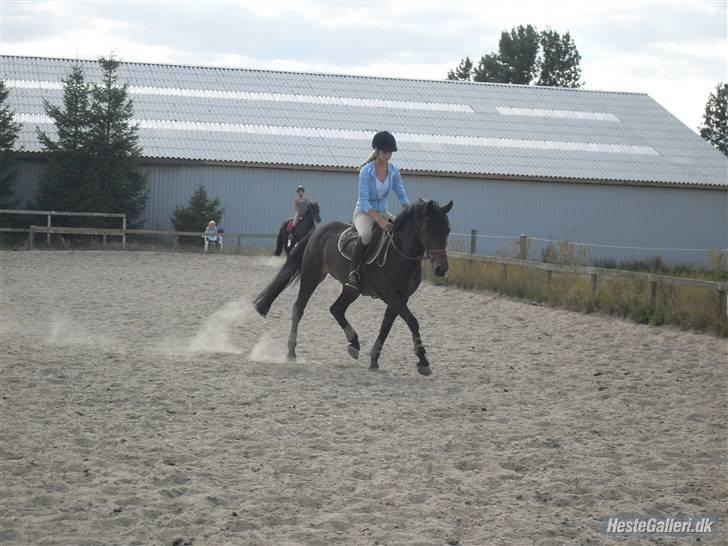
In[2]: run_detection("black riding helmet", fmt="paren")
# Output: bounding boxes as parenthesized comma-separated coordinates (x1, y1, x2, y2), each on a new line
(372, 131, 397, 152)
(297, 185, 305, 192)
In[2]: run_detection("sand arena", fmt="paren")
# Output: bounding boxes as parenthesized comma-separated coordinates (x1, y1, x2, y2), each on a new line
(1, 250, 725, 545)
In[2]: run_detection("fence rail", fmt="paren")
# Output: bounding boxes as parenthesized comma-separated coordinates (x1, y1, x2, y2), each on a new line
(451, 230, 728, 267)
(1, 208, 127, 247)
(27, 225, 275, 250)
(448, 251, 728, 319)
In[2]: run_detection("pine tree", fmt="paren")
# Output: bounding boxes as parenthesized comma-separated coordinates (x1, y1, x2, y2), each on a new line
(447, 25, 583, 88)
(84, 56, 148, 223)
(171, 184, 224, 237)
(537, 29, 583, 87)
(34, 57, 148, 225)
(0, 80, 21, 207)
(471, 25, 540, 84)
(699, 82, 728, 156)
(447, 57, 474, 81)
(35, 63, 91, 213)
(496, 25, 540, 84)
(472, 53, 506, 83)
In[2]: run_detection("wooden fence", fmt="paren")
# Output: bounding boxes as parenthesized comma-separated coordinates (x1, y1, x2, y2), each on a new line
(443, 251, 727, 338)
(449, 251, 727, 317)
(1, 209, 275, 250)
(0, 209, 127, 246)
(26, 225, 275, 250)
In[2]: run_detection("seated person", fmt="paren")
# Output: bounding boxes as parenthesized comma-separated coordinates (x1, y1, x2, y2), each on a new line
(204, 220, 223, 248)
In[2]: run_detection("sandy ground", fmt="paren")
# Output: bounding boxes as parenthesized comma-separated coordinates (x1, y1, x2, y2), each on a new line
(0, 250, 726, 546)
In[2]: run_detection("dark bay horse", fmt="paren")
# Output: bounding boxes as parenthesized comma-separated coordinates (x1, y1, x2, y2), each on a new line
(254, 200, 453, 376)
(274, 202, 321, 256)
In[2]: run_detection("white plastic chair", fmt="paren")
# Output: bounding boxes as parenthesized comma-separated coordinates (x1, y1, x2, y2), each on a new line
(203, 234, 223, 252)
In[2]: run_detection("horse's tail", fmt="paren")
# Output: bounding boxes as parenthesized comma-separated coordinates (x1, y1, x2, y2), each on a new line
(273, 226, 285, 256)
(254, 231, 312, 317)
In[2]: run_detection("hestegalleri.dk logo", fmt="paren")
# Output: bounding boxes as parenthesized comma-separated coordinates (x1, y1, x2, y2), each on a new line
(601, 515, 717, 536)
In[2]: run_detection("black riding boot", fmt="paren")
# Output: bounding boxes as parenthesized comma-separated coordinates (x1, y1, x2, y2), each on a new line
(345, 238, 368, 291)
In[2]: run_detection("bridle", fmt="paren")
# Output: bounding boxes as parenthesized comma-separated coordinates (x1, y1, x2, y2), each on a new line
(385, 222, 448, 262)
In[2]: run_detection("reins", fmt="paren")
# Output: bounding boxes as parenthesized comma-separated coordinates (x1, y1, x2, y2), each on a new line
(383, 229, 447, 263)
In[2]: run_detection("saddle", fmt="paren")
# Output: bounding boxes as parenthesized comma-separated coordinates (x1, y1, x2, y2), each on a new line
(337, 223, 390, 265)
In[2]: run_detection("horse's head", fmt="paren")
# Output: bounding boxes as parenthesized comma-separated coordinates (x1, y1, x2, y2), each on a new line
(309, 201, 321, 224)
(395, 199, 453, 276)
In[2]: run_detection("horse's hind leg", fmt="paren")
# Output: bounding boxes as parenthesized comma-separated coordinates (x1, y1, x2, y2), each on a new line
(288, 272, 325, 360)
(329, 288, 361, 359)
(369, 306, 397, 370)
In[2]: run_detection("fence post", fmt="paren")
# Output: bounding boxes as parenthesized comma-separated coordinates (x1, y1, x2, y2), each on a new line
(47, 214, 51, 246)
(102, 234, 107, 247)
(174, 235, 179, 250)
(650, 280, 658, 307)
(122, 215, 127, 249)
(470, 229, 477, 255)
(719, 289, 727, 319)
(590, 274, 598, 298)
(519, 234, 528, 260)
(237, 236, 242, 251)
(29, 226, 35, 249)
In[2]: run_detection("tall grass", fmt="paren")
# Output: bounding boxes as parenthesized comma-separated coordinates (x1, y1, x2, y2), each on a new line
(432, 255, 728, 337)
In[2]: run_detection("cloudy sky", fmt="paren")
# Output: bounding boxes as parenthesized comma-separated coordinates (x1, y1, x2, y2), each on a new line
(1, 0, 725, 132)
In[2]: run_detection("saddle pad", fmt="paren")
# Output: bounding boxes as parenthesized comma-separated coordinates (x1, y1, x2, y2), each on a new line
(337, 225, 388, 265)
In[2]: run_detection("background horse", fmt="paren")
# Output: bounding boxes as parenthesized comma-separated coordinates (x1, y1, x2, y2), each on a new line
(274, 202, 321, 256)
(255, 200, 452, 376)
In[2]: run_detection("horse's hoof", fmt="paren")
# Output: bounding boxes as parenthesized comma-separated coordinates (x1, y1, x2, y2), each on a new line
(417, 365, 432, 376)
(369, 362, 380, 371)
(287, 352, 296, 361)
(347, 345, 360, 360)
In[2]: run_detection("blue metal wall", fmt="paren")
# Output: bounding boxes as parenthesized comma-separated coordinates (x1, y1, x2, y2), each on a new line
(10, 159, 728, 268)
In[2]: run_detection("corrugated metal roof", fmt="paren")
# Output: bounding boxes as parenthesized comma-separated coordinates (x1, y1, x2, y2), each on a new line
(2, 55, 726, 187)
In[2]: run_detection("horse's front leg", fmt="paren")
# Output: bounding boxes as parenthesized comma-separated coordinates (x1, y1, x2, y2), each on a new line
(370, 306, 397, 370)
(391, 299, 431, 376)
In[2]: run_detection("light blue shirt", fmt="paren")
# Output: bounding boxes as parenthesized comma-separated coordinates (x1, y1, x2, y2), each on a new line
(355, 161, 410, 214)
(205, 226, 219, 240)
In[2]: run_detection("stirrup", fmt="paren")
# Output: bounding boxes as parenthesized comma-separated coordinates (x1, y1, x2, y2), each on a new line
(345, 270, 361, 290)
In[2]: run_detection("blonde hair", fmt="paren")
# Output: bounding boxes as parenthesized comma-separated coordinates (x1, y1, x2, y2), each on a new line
(207, 220, 216, 227)
(358, 149, 378, 169)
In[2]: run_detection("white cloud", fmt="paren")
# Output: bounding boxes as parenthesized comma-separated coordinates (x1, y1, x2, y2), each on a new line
(650, 38, 727, 59)
(1, 0, 724, 133)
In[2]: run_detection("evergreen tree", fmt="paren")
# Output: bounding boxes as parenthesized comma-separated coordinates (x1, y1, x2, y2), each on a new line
(494, 24, 540, 84)
(171, 184, 224, 234)
(447, 57, 474, 81)
(84, 56, 148, 223)
(472, 53, 506, 83)
(448, 25, 583, 88)
(699, 82, 728, 156)
(537, 29, 583, 87)
(0, 80, 21, 207)
(35, 63, 91, 213)
(34, 57, 148, 225)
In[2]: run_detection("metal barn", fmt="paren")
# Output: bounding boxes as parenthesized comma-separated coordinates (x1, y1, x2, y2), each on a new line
(3, 55, 727, 267)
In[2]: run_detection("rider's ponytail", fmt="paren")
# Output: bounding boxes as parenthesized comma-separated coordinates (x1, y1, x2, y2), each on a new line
(358, 149, 378, 169)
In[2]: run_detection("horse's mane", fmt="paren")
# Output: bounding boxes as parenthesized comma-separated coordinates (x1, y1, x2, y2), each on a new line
(393, 201, 448, 232)
(393, 202, 421, 231)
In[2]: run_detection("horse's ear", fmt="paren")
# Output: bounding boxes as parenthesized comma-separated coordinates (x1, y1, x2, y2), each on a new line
(441, 200, 453, 214)
(418, 197, 427, 204)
